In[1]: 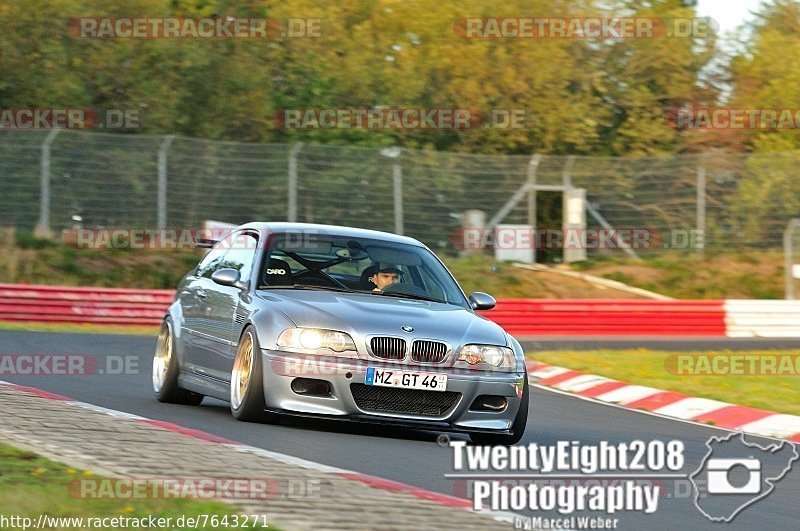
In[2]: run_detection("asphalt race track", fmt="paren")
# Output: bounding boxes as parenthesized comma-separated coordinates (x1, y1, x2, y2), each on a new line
(2, 330, 798, 529)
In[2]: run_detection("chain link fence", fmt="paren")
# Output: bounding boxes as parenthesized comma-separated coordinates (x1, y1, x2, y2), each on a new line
(1, 129, 798, 257)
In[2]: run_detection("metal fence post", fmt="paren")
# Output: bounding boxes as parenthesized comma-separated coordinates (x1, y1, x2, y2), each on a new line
(696, 162, 707, 257)
(378, 147, 403, 234)
(786, 219, 800, 300)
(393, 157, 404, 236)
(34, 129, 60, 238)
(157, 135, 175, 229)
(288, 142, 303, 222)
(526, 154, 542, 263)
(561, 155, 575, 188)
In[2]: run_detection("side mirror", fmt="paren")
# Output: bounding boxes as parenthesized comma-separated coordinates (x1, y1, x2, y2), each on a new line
(211, 268, 249, 291)
(469, 291, 496, 311)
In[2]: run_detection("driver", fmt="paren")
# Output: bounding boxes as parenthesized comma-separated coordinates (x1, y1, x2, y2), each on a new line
(369, 263, 403, 292)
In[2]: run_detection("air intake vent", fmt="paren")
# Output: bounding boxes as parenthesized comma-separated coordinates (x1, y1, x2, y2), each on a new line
(411, 340, 448, 363)
(351, 384, 460, 417)
(369, 337, 407, 360)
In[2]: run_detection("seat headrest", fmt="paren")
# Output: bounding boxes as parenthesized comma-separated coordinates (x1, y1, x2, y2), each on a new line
(264, 258, 293, 286)
(358, 264, 379, 290)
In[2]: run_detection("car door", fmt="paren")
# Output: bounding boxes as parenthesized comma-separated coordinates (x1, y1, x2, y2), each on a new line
(182, 240, 228, 375)
(194, 231, 259, 382)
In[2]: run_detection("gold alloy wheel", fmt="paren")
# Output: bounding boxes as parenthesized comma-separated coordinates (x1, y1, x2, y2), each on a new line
(231, 331, 254, 410)
(152, 321, 172, 393)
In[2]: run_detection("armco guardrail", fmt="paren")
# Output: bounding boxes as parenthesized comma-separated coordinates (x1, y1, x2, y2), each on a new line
(724, 300, 800, 338)
(0, 284, 173, 326)
(1, 285, 798, 337)
(485, 299, 727, 337)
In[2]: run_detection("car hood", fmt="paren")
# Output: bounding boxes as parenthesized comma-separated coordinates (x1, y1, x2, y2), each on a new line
(256, 289, 507, 349)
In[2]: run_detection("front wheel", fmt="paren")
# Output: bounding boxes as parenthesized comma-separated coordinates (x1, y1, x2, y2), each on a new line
(469, 373, 529, 446)
(230, 326, 279, 423)
(152, 318, 204, 405)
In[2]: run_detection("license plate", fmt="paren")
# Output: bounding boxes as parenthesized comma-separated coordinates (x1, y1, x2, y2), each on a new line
(365, 367, 447, 392)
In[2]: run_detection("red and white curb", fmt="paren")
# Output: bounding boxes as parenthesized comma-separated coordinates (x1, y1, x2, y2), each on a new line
(0, 380, 515, 524)
(526, 360, 800, 442)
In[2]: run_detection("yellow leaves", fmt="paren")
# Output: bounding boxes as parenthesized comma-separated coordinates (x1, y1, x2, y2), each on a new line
(0, 0, 722, 154)
(728, 2, 800, 151)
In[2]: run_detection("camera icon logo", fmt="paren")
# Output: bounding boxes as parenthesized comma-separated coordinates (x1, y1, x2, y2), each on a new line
(690, 432, 798, 522)
(706, 458, 761, 494)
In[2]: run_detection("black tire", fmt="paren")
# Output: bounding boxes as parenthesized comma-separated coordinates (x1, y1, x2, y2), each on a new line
(230, 326, 279, 423)
(469, 373, 529, 446)
(152, 318, 204, 405)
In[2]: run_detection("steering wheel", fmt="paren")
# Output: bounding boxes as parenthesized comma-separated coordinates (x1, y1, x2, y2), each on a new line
(293, 269, 352, 289)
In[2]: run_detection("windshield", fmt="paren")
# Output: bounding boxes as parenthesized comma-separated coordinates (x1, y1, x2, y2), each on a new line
(258, 232, 469, 309)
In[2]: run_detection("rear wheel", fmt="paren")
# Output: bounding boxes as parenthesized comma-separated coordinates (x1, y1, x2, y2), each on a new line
(230, 326, 279, 423)
(152, 318, 204, 405)
(469, 374, 529, 446)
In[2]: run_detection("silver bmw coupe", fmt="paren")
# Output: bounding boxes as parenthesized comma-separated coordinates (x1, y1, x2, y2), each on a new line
(152, 222, 529, 445)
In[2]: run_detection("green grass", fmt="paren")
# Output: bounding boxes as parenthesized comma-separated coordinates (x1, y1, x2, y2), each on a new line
(529, 349, 800, 416)
(0, 442, 246, 530)
(1, 235, 203, 290)
(14, 231, 58, 250)
(443, 255, 645, 299)
(444, 256, 533, 298)
(572, 251, 785, 299)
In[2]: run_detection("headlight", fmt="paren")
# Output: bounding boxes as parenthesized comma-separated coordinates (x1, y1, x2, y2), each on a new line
(457, 344, 515, 370)
(277, 328, 357, 355)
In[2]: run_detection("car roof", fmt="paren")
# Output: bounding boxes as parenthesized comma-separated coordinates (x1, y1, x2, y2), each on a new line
(236, 222, 426, 247)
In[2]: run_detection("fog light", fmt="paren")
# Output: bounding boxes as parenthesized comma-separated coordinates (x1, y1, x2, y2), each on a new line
(469, 395, 508, 412)
(291, 378, 332, 397)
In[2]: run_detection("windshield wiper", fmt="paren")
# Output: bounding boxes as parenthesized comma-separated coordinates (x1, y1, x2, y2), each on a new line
(378, 291, 444, 304)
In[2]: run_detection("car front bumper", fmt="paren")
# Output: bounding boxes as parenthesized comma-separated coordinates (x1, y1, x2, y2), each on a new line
(261, 350, 527, 433)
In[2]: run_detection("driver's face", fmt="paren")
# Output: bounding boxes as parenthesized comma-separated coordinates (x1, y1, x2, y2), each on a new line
(371, 272, 400, 290)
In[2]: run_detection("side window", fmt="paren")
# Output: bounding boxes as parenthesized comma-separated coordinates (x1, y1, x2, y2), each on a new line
(222, 233, 258, 282)
(196, 245, 227, 278)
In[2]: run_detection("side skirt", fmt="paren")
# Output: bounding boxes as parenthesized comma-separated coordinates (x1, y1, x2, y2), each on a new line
(179, 371, 229, 402)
